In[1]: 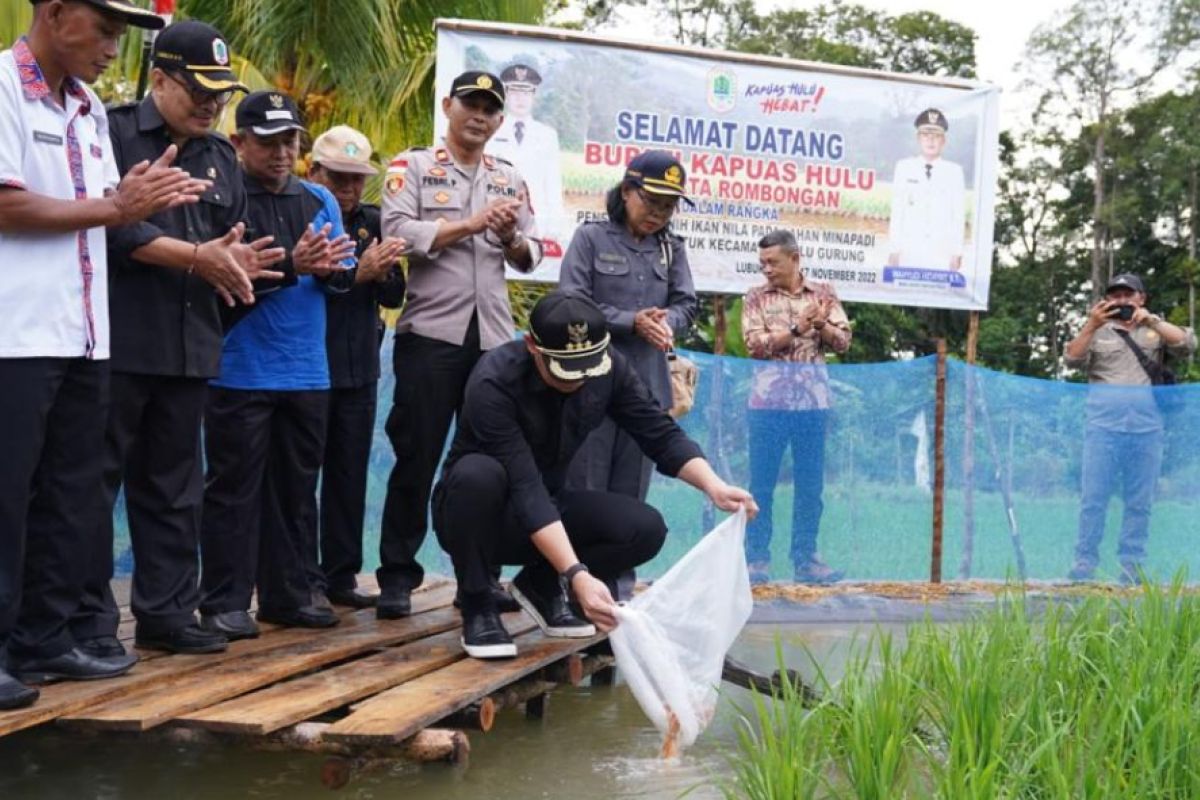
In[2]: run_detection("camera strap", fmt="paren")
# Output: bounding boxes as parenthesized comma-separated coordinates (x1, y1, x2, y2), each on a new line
(1113, 328, 1165, 384)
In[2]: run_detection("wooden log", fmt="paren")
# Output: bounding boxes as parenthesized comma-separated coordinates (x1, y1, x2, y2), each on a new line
(722, 655, 821, 706)
(433, 697, 496, 732)
(488, 678, 556, 713)
(524, 693, 546, 720)
(542, 653, 583, 685)
(320, 728, 469, 790)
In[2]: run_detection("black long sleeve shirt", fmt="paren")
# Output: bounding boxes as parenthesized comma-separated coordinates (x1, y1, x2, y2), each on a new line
(105, 97, 249, 377)
(325, 203, 405, 388)
(444, 341, 705, 533)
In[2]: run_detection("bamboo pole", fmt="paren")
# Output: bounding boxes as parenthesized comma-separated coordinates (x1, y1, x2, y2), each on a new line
(958, 311, 979, 579)
(931, 339, 947, 583)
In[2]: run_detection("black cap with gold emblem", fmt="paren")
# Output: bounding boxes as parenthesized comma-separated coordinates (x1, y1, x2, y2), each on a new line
(450, 70, 506, 107)
(624, 149, 694, 207)
(236, 90, 305, 136)
(914, 108, 948, 132)
(152, 20, 248, 93)
(30, 0, 165, 29)
(529, 292, 612, 381)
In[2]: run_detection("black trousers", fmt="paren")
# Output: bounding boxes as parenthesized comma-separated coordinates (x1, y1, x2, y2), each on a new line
(0, 358, 108, 659)
(73, 373, 207, 639)
(319, 381, 378, 592)
(432, 453, 668, 604)
(378, 319, 481, 593)
(199, 388, 329, 615)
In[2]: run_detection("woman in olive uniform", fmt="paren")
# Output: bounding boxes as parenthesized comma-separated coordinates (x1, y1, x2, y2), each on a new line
(559, 150, 698, 507)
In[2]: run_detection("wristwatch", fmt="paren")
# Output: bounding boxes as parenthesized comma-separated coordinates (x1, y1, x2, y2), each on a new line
(560, 562, 589, 588)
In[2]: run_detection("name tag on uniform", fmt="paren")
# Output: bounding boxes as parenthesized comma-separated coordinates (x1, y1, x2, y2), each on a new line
(33, 130, 64, 146)
(598, 252, 627, 264)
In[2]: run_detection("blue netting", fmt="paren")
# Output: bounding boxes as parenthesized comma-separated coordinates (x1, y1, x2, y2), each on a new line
(111, 343, 1200, 585)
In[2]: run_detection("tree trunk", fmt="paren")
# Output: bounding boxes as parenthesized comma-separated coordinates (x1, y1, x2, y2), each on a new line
(1091, 122, 1107, 301)
(1190, 169, 1197, 365)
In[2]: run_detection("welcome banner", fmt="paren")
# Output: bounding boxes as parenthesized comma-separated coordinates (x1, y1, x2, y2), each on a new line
(434, 20, 1001, 310)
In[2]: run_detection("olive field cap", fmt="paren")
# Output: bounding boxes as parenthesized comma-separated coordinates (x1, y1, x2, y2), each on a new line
(450, 70, 506, 107)
(529, 292, 612, 381)
(152, 20, 247, 93)
(311, 126, 377, 175)
(30, 0, 165, 29)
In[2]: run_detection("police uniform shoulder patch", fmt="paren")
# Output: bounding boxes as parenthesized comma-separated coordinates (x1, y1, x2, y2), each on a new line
(492, 155, 514, 167)
(434, 147, 452, 165)
(482, 154, 496, 170)
(385, 173, 405, 197)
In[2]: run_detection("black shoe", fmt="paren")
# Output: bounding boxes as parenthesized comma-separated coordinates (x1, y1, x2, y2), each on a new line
(328, 587, 378, 609)
(77, 635, 126, 659)
(511, 570, 595, 638)
(256, 605, 340, 629)
(12, 647, 138, 684)
(135, 624, 228, 655)
(200, 611, 260, 641)
(454, 582, 520, 614)
(460, 607, 517, 659)
(376, 587, 412, 620)
(0, 668, 39, 710)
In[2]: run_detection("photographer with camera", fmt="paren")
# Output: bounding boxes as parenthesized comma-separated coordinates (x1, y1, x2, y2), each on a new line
(1064, 273, 1194, 583)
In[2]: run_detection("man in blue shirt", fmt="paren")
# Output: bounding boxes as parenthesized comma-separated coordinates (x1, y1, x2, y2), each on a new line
(198, 92, 356, 638)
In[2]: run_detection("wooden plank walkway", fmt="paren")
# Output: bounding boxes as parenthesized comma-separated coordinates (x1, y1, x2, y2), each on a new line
(0, 579, 607, 756)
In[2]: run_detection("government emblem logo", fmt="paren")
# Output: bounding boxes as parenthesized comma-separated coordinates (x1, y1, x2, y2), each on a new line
(706, 66, 737, 114)
(269, 94, 284, 109)
(567, 322, 589, 350)
(212, 39, 229, 66)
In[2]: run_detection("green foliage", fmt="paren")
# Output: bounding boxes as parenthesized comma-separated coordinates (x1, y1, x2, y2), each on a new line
(722, 583, 1200, 798)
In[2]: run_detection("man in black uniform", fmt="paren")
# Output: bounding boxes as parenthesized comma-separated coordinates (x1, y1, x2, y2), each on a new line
(307, 125, 407, 608)
(72, 20, 285, 657)
(434, 292, 756, 659)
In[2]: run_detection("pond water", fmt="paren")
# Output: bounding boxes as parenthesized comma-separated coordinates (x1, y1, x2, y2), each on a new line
(0, 620, 907, 800)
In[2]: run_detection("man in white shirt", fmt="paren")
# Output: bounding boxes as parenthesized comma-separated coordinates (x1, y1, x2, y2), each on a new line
(0, 0, 203, 709)
(490, 63, 566, 253)
(886, 108, 966, 271)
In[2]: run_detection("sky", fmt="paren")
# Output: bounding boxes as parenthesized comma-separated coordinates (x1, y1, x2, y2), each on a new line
(585, 0, 1080, 126)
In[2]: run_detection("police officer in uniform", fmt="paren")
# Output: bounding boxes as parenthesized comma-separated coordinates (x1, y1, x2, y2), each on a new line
(308, 125, 407, 608)
(491, 63, 566, 249)
(560, 150, 698, 504)
(886, 108, 966, 271)
(377, 70, 541, 619)
(434, 291, 756, 659)
(72, 20, 285, 658)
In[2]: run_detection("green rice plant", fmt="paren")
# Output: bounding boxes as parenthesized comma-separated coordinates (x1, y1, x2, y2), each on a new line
(721, 579, 1200, 799)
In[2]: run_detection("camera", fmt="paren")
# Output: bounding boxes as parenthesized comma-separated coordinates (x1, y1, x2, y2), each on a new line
(1112, 304, 1135, 321)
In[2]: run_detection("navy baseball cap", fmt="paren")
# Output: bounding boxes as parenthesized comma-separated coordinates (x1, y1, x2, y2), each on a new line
(1106, 273, 1146, 294)
(30, 0, 164, 29)
(450, 70, 505, 107)
(625, 150, 694, 207)
(529, 292, 612, 381)
(153, 20, 247, 93)
(236, 91, 305, 136)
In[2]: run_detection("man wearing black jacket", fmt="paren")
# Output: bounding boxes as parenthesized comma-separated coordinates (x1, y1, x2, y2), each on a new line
(72, 20, 284, 658)
(435, 292, 757, 659)
(307, 125, 407, 608)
